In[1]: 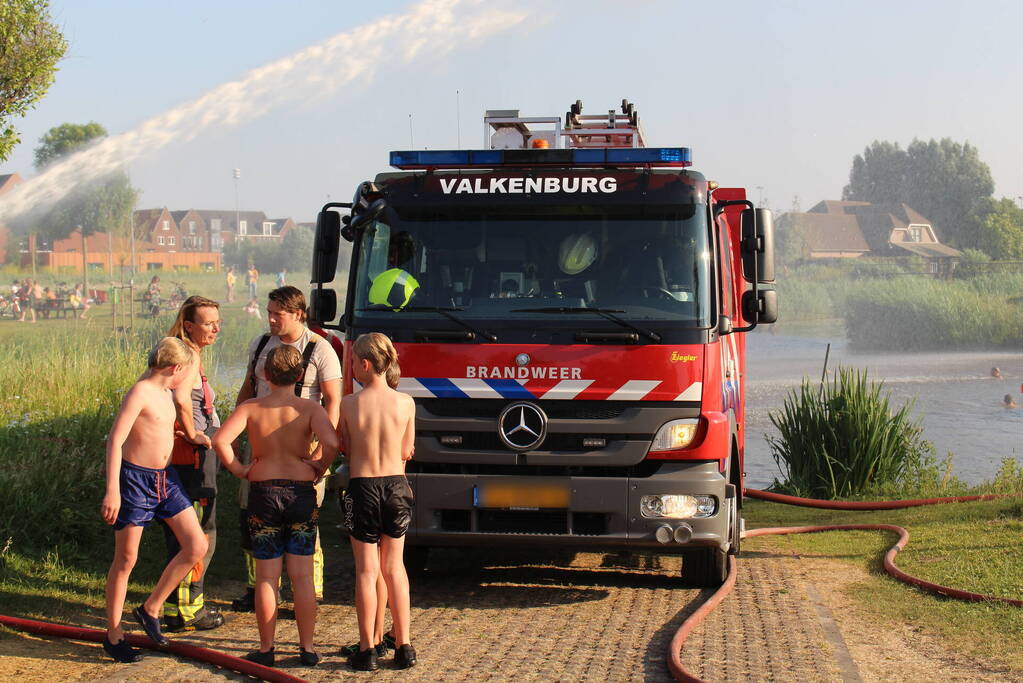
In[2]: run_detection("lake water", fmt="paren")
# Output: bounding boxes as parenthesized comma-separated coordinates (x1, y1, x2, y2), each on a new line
(743, 330, 1023, 489)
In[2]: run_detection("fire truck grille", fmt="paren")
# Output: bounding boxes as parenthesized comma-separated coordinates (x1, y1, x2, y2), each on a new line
(437, 510, 609, 536)
(420, 399, 630, 420)
(433, 432, 644, 452)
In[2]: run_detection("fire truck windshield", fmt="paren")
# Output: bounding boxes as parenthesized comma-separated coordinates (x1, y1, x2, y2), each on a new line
(351, 210, 711, 329)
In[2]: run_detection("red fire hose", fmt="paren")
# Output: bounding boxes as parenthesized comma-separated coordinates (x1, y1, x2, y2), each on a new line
(0, 614, 307, 683)
(666, 488, 1022, 683)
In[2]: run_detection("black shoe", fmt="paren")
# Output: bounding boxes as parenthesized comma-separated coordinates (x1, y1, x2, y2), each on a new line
(132, 606, 168, 646)
(340, 641, 386, 658)
(348, 646, 379, 671)
(299, 648, 321, 666)
(164, 609, 225, 633)
(244, 648, 275, 667)
(394, 644, 417, 669)
(102, 636, 143, 663)
(231, 588, 256, 612)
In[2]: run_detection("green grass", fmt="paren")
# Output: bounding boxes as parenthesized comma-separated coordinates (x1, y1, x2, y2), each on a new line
(743, 497, 1023, 672)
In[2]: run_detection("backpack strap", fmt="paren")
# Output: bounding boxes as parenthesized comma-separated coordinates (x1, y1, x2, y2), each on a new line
(295, 340, 317, 397)
(248, 334, 272, 397)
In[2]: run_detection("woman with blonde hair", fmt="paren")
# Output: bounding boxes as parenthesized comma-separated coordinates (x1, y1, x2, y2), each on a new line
(160, 295, 225, 633)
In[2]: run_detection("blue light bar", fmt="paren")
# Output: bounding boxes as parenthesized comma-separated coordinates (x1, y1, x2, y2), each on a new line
(389, 147, 692, 169)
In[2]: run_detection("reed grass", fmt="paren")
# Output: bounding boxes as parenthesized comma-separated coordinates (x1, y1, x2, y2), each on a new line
(766, 366, 934, 498)
(0, 310, 265, 556)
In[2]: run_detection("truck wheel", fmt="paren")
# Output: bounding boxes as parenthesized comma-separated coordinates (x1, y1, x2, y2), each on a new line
(404, 546, 428, 576)
(680, 547, 728, 588)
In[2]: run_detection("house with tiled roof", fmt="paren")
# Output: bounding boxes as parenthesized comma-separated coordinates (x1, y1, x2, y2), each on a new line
(0, 172, 23, 262)
(170, 209, 211, 251)
(779, 200, 961, 269)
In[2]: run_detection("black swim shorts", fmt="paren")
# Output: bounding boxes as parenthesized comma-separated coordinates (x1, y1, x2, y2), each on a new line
(343, 475, 413, 544)
(247, 480, 317, 559)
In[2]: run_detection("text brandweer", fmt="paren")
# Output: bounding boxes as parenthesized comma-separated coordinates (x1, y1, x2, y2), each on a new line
(466, 366, 583, 380)
(440, 177, 617, 195)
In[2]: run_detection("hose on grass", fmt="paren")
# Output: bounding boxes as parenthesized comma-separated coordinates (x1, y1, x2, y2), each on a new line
(666, 489, 1022, 683)
(0, 614, 307, 683)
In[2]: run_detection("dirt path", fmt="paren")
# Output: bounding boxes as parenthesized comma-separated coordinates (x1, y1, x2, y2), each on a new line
(0, 545, 1015, 682)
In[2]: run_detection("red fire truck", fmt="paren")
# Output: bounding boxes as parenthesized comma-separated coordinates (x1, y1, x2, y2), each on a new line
(311, 101, 777, 586)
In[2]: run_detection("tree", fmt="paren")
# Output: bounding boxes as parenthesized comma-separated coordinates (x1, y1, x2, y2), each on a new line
(843, 138, 994, 249)
(977, 199, 1023, 260)
(33, 121, 106, 168)
(0, 0, 67, 162)
(30, 122, 138, 242)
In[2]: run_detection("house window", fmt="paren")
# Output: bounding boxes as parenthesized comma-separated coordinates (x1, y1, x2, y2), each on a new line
(197, 237, 202, 248)
(211, 218, 221, 231)
(188, 221, 196, 234)
(263, 221, 273, 236)
(239, 220, 247, 236)
(169, 236, 175, 246)
(162, 220, 169, 231)
(158, 236, 165, 245)
(910, 227, 922, 242)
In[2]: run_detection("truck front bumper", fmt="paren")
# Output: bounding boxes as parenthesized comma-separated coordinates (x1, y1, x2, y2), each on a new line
(355, 461, 731, 552)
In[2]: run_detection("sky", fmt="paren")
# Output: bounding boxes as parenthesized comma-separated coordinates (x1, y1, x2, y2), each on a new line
(4, 0, 1023, 222)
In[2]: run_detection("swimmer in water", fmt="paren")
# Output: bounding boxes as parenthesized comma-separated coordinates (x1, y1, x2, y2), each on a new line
(991, 367, 1002, 379)
(1004, 394, 1016, 409)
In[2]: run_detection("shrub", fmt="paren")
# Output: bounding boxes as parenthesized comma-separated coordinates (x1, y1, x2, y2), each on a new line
(766, 366, 934, 498)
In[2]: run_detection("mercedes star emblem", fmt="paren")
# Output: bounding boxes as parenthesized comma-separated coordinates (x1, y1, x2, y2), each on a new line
(497, 401, 547, 451)
(515, 353, 530, 367)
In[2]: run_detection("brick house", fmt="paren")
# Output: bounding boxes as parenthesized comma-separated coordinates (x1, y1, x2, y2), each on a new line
(170, 209, 212, 251)
(134, 208, 183, 252)
(0, 172, 23, 262)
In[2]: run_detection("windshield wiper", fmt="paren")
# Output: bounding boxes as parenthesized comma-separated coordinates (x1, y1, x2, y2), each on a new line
(357, 306, 498, 342)
(510, 307, 661, 343)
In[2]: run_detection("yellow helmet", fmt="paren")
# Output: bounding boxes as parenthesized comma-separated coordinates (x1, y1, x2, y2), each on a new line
(559, 233, 597, 275)
(369, 268, 420, 311)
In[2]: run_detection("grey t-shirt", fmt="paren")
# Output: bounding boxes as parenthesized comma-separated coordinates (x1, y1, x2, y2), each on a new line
(247, 327, 342, 400)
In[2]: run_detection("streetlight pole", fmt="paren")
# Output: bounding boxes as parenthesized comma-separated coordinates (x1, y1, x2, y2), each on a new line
(233, 168, 241, 239)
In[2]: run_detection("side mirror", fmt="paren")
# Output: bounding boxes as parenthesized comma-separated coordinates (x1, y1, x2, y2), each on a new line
(312, 211, 340, 284)
(742, 288, 778, 324)
(741, 208, 776, 284)
(309, 287, 337, 324)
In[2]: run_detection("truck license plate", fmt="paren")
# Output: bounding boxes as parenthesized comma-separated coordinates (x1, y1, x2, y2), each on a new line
(474, 484, 570, 509)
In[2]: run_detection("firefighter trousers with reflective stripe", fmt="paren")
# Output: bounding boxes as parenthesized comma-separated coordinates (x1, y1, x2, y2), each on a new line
(238, 477, 324, 597)
(162, 497, 217, 621)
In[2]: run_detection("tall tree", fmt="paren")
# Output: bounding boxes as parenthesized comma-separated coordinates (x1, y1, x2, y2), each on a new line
(33, 121, 106, 168)
(0, 0, 67, 162)
(977, 198, 1023, 260)
(843, 138, 994, 249)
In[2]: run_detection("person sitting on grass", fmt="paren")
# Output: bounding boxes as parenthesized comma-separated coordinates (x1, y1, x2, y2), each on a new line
(243, 297, 262, 319)
(340, 332, 417, 671)
(100, 337, 209, 663)
(213, 345, 339, 668)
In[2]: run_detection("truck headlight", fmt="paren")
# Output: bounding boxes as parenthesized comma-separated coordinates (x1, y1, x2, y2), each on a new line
(649, 419, 699, 452)
(640, 494, 716, 518)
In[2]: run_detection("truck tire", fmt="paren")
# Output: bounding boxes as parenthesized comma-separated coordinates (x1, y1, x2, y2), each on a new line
(404, 546, 428, 576)
(680, 547, 728, 587)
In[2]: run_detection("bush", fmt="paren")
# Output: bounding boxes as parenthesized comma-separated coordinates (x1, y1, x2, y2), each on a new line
(845, 276, 1023, 350)
(766, 366, 934, 498)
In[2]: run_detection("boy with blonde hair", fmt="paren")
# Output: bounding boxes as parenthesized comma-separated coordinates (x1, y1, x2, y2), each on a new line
(101, 337, 209, 662)
(214, 345, 340, 667)
(341, 332, 416, 670)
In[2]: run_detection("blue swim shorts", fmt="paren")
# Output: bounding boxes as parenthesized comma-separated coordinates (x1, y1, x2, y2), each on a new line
(247, 480, 318, 559)
(113, 461, 192, 530)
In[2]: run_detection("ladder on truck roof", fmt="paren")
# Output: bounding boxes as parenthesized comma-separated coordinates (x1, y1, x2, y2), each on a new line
(483, 99, 646, 151)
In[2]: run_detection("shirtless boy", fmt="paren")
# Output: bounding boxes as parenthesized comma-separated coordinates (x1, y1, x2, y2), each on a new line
(341, 332, 417, 671)
(214, 345, 339, 667)
(101, 337, 209, 662)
